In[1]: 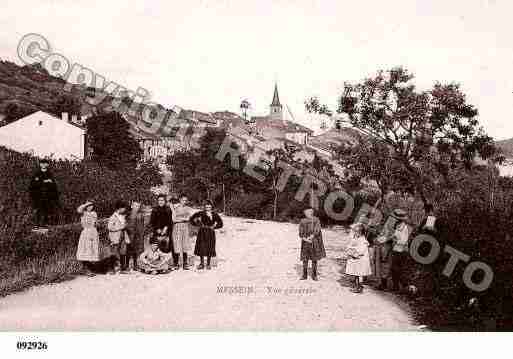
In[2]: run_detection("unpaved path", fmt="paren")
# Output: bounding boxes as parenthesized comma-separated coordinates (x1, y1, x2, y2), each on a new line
(0, 217, 417, 330)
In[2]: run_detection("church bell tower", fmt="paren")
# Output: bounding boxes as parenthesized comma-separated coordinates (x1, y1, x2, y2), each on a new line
(269, 83, 283, 122)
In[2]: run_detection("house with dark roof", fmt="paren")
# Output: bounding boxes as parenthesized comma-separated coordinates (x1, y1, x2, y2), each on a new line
(250, 84, 313, 145)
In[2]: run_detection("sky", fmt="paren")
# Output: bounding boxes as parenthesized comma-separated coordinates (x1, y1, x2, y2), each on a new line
(1, 0, 513, 139)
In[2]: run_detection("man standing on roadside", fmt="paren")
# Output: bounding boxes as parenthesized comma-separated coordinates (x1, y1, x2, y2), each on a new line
(29, 158, 60, 228)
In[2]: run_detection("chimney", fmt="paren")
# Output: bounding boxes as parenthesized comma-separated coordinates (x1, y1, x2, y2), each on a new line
(62, 112, 69, 123)
(71, 114, 78, 124)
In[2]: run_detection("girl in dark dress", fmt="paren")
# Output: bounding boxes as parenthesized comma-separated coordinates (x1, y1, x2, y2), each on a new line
(190, 201, 223, 270)
(298, 207, 326, 281)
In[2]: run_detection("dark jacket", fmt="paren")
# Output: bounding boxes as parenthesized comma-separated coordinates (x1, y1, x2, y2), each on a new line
(127, 211, 148, 254)
(190, 211, 223, 230)
(29, 170, 59, 206)
(150, 205, 173, 234)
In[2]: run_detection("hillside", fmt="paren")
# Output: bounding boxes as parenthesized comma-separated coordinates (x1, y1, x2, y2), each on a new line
(308, 127, 364, 151)
(0, 60, 178, 129)
(496, 138, 513, 158)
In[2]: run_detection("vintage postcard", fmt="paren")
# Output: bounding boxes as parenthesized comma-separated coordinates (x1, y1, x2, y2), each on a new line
(0, 0, 511, 355)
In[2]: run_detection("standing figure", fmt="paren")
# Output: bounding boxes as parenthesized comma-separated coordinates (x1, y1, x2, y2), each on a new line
(298, 208, 326, 281)
(76, 201, 100, 276)
(414, 203, 444, 292)
(167, 195, 178, 209)
(345, 222, 372, 293)
(376, 209, 410, 292)
(127, 201, 148, 272)
(138, 238, 172, 274)
(28, 158, 59, 228)
(190, 200, 223, 270)
(172, 194, 194, 270)
(372, 218, 395, 291)
(108, 200, 130, 274)
(150, 194, 174, 257)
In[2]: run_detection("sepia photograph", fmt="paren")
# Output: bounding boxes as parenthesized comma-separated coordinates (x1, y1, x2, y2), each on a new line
(0, 0, 512, 356)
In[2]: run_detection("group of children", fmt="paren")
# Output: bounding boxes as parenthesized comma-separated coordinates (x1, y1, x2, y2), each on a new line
(75, 194, 224, 276)
(75, 194, 428, 292)
(296, 207, 371, 291)
(298, 206, 424, 294)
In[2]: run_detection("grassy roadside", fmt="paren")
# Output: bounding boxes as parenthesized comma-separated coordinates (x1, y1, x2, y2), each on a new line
(0, 220, 111, 298)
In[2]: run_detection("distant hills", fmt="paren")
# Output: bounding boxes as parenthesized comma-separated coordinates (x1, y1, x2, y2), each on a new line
(309, 127, 363, 148)
(495, 138, 513, 158)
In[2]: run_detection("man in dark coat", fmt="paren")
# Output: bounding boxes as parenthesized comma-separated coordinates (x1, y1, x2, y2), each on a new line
(29, 159, 59, 228)
(150, 194, 174, 258)
(413, 203, 446, 292)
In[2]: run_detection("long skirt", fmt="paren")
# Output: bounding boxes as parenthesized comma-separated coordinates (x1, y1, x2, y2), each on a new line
(370, 244, 391, 279)
(300, 238, 326, 261)
(194, 227, 216, 257)
(173, 222, 191, 254)
(346, 251, 372, 276)
(76, 227, 100, 262)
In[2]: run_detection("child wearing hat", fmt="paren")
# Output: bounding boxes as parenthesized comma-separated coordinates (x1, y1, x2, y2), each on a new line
(76, 200, 99, 276)
(376, 208, 410, 292)
(345, 222, 372, 293)
(389, 209, 410, 292)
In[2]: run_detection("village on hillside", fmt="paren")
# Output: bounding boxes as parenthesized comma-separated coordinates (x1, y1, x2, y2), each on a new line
(0, 62, 358, 184)
(1, 0, 513, 336)
(1, 59, 513, 184)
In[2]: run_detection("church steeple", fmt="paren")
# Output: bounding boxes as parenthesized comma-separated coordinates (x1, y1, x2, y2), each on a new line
(269, 83, 283, 121)
(271, 83, 281, 107)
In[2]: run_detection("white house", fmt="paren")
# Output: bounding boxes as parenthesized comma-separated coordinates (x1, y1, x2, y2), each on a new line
(0, 111, 86, 160)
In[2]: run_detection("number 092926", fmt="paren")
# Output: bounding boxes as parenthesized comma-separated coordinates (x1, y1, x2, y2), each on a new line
(16, 341, 48, 350)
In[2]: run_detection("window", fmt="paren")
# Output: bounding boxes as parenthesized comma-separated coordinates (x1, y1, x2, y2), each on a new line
(38, 120, 43, 126)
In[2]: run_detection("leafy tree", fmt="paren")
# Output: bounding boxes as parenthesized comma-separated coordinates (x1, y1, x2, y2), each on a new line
(51, 94, 81, 117)
(334, 139, 411, 203)
(3, 103, 35, 124)
(86, 112, 142, 169)
(264, 146, 299, 219)
(306, 67, 498, 206)
(167, 128, 251, 209)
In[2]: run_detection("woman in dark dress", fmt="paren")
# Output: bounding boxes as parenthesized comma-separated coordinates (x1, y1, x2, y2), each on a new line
(150, 194, 174, 256)
(190, 201, 223, 270)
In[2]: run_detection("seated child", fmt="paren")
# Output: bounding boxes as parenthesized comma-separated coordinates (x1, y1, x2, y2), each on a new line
(137, 239, 172, 274)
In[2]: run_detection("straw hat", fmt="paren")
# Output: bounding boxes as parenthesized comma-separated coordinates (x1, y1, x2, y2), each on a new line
(390, 208, 408, 221)
(82, 200, 94, 208)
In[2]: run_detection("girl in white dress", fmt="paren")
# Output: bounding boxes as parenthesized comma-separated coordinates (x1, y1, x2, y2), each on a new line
(76, 201, 99, 276)
(345, 222, 372, 293)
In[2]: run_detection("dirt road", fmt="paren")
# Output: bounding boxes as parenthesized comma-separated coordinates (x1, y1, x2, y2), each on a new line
(0, 217, 417, 330)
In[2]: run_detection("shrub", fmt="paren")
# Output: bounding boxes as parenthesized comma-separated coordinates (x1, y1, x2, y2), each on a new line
(226, 192, 270, 219)
(0, 219, 113, 297)
(0, 146, 161, 296)
(0, 146, 161, 225)
(384, 168, 513, 331)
